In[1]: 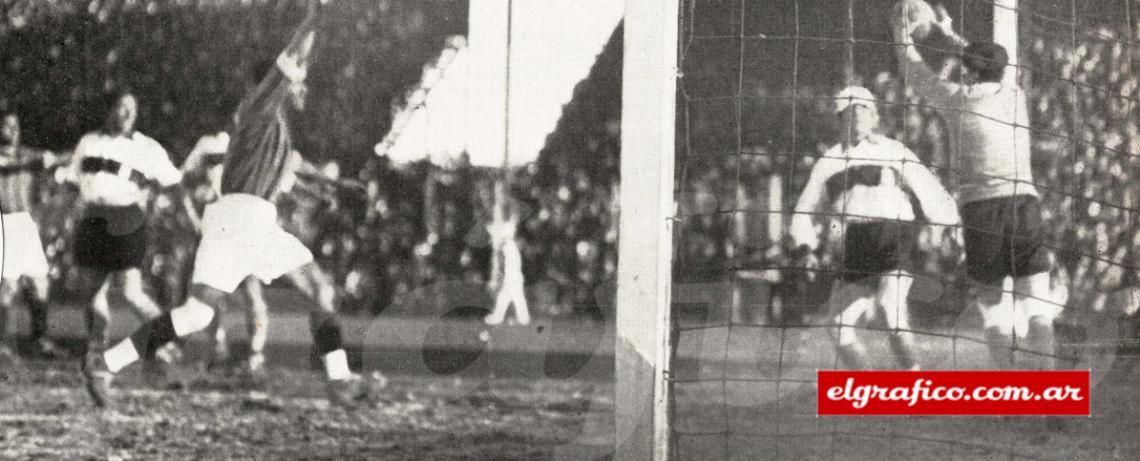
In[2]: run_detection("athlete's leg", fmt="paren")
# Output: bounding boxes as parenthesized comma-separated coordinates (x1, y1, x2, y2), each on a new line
(973, 277, 1017, 369)
(487, 285, 511, 326)
(281, 263, 368, 405)
(109, 267, 185, 383)
(112, 268, 163, 322)
(506, 274, 530, 325)
(1014, 272, 1059, 370)
(85, 271, 114, 353)
(282, 263, 346, 377)
(241, 277, 269, 373)
(200, 291, 230, 369)
(484, 249, 506, 325)
(23, 275, 63, 357)
(0, 279, 20, 362)
(878, 270, 918, 370)
(82, 283, 222, 407)
(828, 280, 876, 370)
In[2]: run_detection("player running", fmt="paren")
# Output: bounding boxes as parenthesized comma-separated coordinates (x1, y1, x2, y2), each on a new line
(0, 113, 69, 361)
(182, 127, 355, 378)
(182, 126, 274, 377)
(65, 91, 185, 382)
(892, 1, 1063, 369)
(791, 86, 960, 370)
(80, 0, 369, 408)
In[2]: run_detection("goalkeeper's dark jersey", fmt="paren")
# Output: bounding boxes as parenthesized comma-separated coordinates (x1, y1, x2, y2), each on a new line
(219, 65, 296, 199)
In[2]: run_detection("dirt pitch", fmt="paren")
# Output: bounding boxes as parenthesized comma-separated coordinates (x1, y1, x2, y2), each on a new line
(2, 306, 1139, 460)
(0, 360, 613, 460)
(670, 324, 1140, 460)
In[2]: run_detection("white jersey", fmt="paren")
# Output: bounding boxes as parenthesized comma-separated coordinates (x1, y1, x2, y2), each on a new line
(66, 131, 182, 207)
(897, 43, 1037, 204)
(791, 134, 959, 250)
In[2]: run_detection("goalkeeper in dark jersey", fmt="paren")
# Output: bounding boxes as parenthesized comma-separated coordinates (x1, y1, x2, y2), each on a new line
(81, 0, 369, 408)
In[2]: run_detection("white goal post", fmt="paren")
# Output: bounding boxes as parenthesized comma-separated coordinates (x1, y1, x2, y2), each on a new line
(615, 0, 679, 459)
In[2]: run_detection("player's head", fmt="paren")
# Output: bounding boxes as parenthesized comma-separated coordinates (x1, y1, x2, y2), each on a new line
(835, 86, 879, 143)
(104, 91, 139, 136)
(0, 113, 20, 148)
(961, 41, 1008, 83)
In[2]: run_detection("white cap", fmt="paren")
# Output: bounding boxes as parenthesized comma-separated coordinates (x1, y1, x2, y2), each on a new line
(834, 86, 877, 114)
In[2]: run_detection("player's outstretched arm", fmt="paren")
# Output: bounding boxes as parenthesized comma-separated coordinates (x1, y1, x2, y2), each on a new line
(789, 152, 838, 253)
(891, 1, 960, 108)
(931, 3, 969, 49)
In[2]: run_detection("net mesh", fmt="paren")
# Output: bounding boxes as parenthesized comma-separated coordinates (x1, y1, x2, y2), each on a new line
(672, 0, 1137, 458)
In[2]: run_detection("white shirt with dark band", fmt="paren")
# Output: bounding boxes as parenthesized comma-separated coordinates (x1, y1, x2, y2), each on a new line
(67, 131, 182, 207)
(791, 134, 960, 250)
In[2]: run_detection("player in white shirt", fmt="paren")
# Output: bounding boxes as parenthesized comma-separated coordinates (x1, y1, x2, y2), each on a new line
(483, 199, 530, 326)
(81, 0, 370, 408)
(792, 86, 960, 370)
(65, 92, 186, 383)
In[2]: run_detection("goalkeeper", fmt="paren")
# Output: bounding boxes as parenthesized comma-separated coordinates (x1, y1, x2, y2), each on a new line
(892, 0, 1063, 369)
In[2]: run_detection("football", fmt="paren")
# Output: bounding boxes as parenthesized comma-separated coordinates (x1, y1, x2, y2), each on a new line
(893, 0, 937, 40)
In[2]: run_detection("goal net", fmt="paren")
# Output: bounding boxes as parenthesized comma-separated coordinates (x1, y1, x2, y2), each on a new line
(619, 0, 1138, 458)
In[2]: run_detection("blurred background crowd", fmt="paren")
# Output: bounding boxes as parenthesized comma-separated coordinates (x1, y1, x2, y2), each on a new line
(0, 0, 1135, 325)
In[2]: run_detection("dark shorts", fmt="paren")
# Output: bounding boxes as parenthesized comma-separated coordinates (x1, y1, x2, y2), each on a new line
(843, 221, 915, 282)
(73, 204, 148, 272)
(961, 195, 1050, 285)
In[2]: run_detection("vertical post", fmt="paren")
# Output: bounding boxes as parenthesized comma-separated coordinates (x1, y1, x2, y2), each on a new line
(844, 0, 855, 85)
(767, 175, 784, 322)
(617, 0, 679, 458)
(467, 0, 510, 168)
(767, 175, 783, 248)
(993, 0, 1019, 86)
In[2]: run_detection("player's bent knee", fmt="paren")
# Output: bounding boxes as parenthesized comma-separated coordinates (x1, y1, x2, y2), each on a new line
(170, 298, 217, 337)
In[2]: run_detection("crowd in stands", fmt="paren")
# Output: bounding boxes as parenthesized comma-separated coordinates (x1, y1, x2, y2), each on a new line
(1, 1, 1135, 323)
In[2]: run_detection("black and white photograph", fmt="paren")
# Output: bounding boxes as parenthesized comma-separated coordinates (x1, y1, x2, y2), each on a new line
(0, 0, 1135, 459)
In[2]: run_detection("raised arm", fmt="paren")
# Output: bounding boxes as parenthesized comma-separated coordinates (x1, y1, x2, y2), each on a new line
(234, 0, 321, 129)
(932, 4, 969, 49)
(891, 2, 961, 108)
(276, 0, 321, 83)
